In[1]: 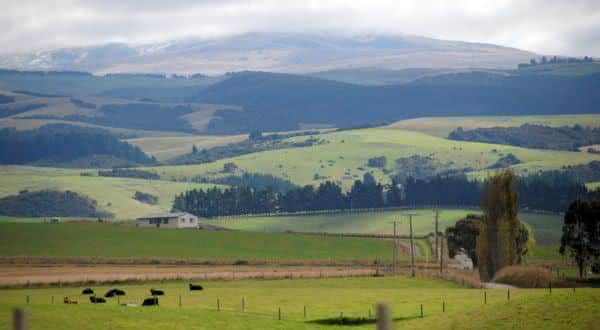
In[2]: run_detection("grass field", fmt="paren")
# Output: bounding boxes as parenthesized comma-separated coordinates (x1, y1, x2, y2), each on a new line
(210, 208, 561, 238)
(0, 166, 221, 219)
(0, 277, 598, 329)
(388, 114, 600, 138)
(126, 134, 247, 161)
(211, 208, 565, 265)
(149, 128, 600, 188)
(0, 222, 392, 262)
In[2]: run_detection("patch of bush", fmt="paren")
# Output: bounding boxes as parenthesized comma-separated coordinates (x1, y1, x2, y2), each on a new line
(98, 168, 160, 180)
(367, 156, 387, 168)
(488, 153, 521, 169)
(133, 191, 158, 205)
(492, 266, 552, 288)
(194, 172, 298, 194)
(0, 102, 46, 119)
(70, 98, 96, 109)
(0, 94, 15, 104)
(449, 124, 600, 151)
(0, 190, 112, 218)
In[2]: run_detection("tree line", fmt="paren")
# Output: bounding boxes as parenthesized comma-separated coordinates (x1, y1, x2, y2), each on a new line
(173, 172, 591, 217)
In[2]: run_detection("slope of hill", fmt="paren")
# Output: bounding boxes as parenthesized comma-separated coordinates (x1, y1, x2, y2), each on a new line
(388, 114, 600, 138)
(0, 33, 535, 74)
(0, 89, 226, 136)
(150, 127, 600, 189)
(191, 71, 600, 133)
(0, 166, 221, 219)
(0, 69, 219, 99)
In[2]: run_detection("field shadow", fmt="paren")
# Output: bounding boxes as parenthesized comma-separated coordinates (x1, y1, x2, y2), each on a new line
(308, 316, 420, 326)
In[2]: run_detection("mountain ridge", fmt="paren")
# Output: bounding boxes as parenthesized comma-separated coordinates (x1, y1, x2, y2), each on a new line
(0, 32, 536, 74)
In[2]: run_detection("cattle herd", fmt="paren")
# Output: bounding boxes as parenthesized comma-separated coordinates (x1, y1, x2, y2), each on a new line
(69, 283, 204, 306)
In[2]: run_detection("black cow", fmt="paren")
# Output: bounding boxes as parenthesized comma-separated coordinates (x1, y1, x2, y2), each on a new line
(81, 288, 94, 295)
(142, 297, 159, 306)
(90, 296, 106, 304)
(105, 289, 126, 298)
(150, 288, 164, 296)
(189, 283, 203, 291)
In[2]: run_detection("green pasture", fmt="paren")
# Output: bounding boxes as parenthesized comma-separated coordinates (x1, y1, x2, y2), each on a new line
(0, 277, 598, 329)
(388, 114, 600, 138)
(211, 209, 562, 243)
(0, 222, 392, 262)
(211, 208, 564, 264)
(0, 166, 221, 220)
(212, 208, 473, 236)
(149, 128, 600, 188)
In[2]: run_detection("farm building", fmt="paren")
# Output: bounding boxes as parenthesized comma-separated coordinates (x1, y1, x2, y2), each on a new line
(136, 212, 199, 229)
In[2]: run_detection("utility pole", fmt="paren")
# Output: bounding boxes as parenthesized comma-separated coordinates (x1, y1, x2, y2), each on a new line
(440, 235, 444, 274)
(409, 214, 415, 277)
(393, 221, 398, 274)
(434, 208, 439, 262)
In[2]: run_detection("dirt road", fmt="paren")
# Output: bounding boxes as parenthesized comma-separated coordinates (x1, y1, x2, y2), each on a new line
(0, 264, 378, 287)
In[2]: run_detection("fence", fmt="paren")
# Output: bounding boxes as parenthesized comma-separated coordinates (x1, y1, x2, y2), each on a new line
(11, 284, 572, 330)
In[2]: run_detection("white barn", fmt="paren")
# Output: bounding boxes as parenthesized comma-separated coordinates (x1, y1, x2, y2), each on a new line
(136, 212, 199, 229)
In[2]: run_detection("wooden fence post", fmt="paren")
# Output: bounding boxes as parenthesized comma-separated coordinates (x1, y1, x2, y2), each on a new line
(242, 297, 245, 312)
(507, 289, 510, 301)
(442, 301, 445, 312)
(376, 303, 392, 330)
(278, 307, 281, 320)
(217, 298, 220, 311)
(484, 291, 487, 304)
(13, 308, 27, 330)
(303, 305, 307, 319)
(420, 304, 423, 318)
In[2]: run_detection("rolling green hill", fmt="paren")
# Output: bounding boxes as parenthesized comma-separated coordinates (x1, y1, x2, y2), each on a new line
(0, 166, 221, 219)
(150, 127, 600, 188)
(388, 114, 600, 138)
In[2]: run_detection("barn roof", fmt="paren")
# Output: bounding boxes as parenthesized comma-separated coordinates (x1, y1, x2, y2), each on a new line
(136, 212, 197, 220)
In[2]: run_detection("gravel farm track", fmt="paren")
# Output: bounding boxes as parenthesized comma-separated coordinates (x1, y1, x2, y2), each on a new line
(0, 264, 380, 287)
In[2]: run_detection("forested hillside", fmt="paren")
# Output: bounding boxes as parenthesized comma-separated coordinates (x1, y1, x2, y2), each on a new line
(191, 71, 600, 133)
(0, 124, 155, 167)
(448, 124, 600, 151)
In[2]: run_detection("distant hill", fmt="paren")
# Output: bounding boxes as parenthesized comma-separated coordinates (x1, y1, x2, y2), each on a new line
(0, 32, 534, 74)
(191, 71, 600, 134)
(307, 67, 483, 85)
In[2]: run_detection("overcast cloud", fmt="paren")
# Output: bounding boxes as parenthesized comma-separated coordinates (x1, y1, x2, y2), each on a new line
(1, 0, 599, 56)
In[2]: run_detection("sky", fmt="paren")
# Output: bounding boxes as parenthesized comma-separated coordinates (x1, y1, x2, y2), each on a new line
(2, 0, 600, 56)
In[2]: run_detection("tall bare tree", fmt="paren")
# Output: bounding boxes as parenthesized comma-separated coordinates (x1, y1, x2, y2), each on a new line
(477, 170, 520, 281)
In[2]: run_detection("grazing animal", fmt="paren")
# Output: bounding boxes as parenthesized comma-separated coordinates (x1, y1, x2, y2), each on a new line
(142, 297, 159, 306)
(189, 283, 203, 291)
(104, 288, 126, 298)
(150, 288, 164, 296)
(90, 296, 106, 304)
(63, 296, 78, 304)
(81, 288, 94, 295)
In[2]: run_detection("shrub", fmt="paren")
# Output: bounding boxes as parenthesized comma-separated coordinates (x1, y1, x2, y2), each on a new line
(492, 266, 552, 288)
